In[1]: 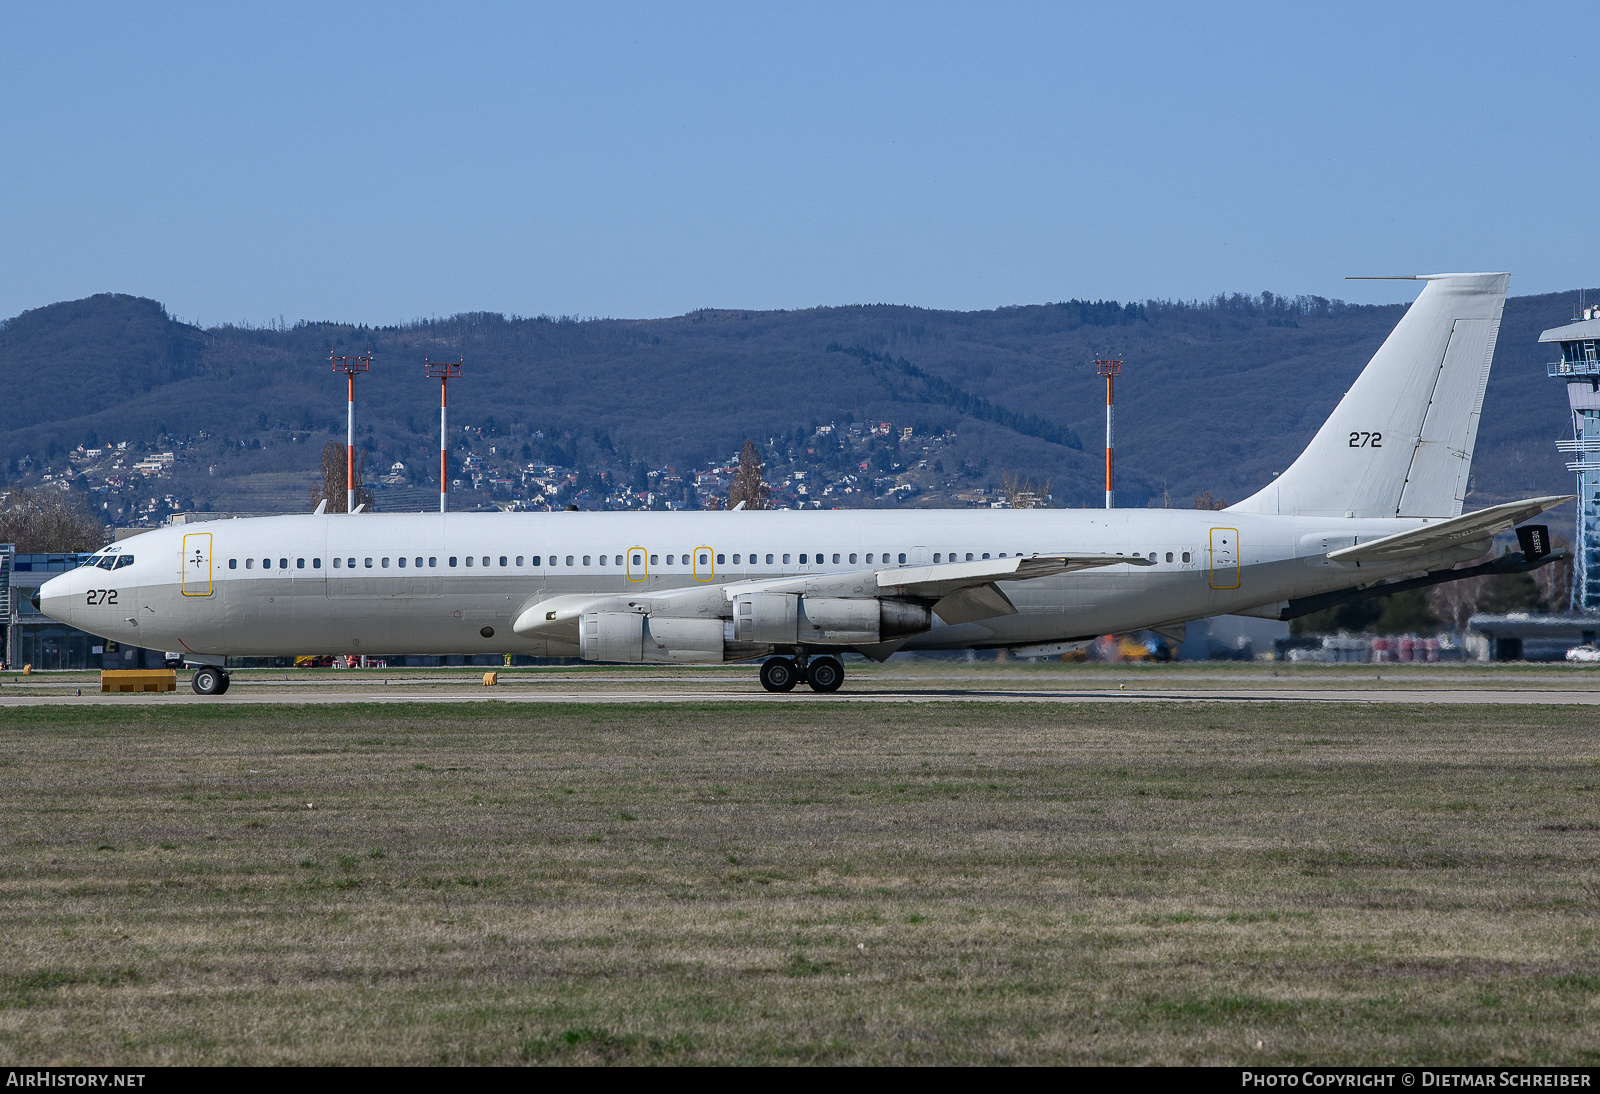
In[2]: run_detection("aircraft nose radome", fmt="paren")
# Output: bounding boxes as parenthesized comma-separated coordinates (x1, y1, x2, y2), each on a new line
(30, 591, 40, 613)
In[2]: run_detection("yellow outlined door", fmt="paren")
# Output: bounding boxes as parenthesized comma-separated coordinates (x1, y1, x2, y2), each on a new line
(693, 546, 714, 582)
(1208, 527, 1240, 590)
(626, 546, 648, 583)
(182, 533, 214, 596)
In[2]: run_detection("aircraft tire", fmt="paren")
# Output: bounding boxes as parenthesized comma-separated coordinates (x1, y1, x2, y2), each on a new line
(192, 667, 226, 696)
(806, 656, 844, 693)
(759, 657, 799, 693)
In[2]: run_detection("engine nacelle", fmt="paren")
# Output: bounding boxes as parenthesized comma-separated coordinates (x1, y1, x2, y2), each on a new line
(733, 593, 930, 646)
(579, 612, 749, 663)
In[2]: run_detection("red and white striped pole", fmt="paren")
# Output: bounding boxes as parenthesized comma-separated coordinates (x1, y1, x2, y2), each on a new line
(426, 358, 463, 513)
(330, 350, 372, 513)
(1095, 358, 1122, 509)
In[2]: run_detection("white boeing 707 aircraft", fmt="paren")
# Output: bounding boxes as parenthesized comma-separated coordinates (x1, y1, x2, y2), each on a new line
(37, 273, 1568, 695)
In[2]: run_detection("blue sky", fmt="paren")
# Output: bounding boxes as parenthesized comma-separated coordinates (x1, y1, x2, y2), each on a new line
(2, 1, 1594, 325)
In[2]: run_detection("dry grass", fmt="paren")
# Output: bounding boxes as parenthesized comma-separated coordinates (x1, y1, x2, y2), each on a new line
(1, 701, 1598, 1064)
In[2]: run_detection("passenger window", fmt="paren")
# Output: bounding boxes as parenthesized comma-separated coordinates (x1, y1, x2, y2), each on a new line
(246, 558, 255, 569)
(313, 558, 321, 568)
(228, 559, 237, 569)
(933, 553, 941, 563)
(567, 556, 576, 566)
(298, 558, 306, 569)
(765, 554, 773, 564)
(500, 556, 508, 567)
(982, 553, 990, 560)
(280, 558, 288, 569)
(347, 558, 355, 568)
(732, 554, 740, 564)
(999, 553, 1006, 558)
(517, 556, 525, 566)
(1148, 552, 1156, 562)
(583, 556, 591, 566)
(866, 553, 873, 563)
(798, 554, 806, 564)
(701, 553, 710, 565)
(667, 554, 675, 565)
(482, 556, 489, 567)
(898, 553, 906, 564)
(1166, 552, 1174, 562)
(650, 555, 658, 565)
(599, 555, 607, 566)
(632, 553, 642, 566)
(849, 553, 857, 564)
(449, 557, 458, 567)
(429, 557, 437, 567)
(715, 554, 723, 564)
(832, 553, 839, 564)
(466, 556, 474, 567)
(398, 557, 406, 568)
(381, 558, 389, 568)
(1182, 551, 1191, 563)
(782, 554, 791, 564)
(966, 553, 973, 561)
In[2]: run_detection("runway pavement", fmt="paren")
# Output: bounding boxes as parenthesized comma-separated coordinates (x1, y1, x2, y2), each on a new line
(4, 683, 1600, 706)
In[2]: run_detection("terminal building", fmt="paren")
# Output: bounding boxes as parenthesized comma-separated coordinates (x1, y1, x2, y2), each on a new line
(0, 545, 168, 670)
(1544, 306, 1600, 611)
(1457, 307, 1600, 660)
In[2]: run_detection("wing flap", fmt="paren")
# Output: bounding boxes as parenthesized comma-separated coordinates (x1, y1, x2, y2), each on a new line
(932, 583, 1018, 625)
(1325, 495, 1571, 563)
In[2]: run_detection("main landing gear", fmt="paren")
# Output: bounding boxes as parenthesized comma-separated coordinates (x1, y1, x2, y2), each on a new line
(759, 655, 844, 694)
(191, 666, 231, 695)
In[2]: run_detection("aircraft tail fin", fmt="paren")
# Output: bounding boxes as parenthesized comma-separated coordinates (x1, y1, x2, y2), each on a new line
(1228, 273, 1508, 519)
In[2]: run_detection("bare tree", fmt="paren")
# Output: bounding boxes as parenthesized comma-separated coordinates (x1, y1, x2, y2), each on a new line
(726, 440, 769, 510)
(1193, 490, 1229, 510)
(1534, 535, 1574, 613)
(1001, 471, 1049, 509)
(0, 486, 108, 552)
(309, 442, 373, 513)
(1427, 573, 1492, 637)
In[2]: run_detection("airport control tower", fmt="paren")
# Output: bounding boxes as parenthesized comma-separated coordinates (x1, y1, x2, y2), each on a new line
(1541, 305, 1600, 612)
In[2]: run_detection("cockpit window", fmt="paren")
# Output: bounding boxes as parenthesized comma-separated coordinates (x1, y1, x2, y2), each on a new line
(94, 555, 116, 570)
(112, 555, 134, 569)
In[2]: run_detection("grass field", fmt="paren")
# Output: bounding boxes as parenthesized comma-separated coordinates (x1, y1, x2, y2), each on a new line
(2, 699, 1599, 1064)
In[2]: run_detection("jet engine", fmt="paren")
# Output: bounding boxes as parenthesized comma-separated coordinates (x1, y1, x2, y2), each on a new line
(733, 592, 931, 646)
(579, 612, 768, 663)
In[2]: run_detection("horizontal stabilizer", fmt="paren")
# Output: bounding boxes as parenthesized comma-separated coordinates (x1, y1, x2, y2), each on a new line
(1325, 496, 1571, 564)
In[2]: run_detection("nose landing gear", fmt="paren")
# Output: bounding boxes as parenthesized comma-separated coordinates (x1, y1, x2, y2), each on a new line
(191, 666, 231, 695)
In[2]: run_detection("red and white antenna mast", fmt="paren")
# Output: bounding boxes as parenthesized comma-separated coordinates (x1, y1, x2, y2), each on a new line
(330, 348, 373, 513)
(1094, 358, 1122, 509)
(425, 358, 463, 513)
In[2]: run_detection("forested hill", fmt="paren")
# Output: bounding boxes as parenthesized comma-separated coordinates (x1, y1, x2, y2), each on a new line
(0, 286, 1587, 511)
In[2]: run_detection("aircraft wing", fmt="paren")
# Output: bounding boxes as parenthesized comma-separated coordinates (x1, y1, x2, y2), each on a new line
(723, 553, 1154, 626)
(1325, 495, 1571, 564)
(874, 553, 1151, 595)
